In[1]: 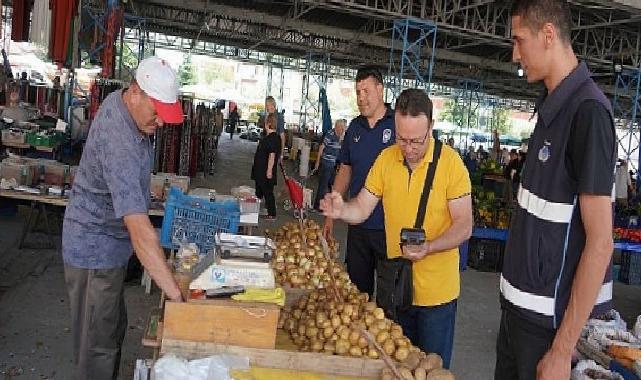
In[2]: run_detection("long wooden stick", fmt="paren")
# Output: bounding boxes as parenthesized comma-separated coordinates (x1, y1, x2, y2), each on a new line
(359, 328, 403, 379)
(320, 235, 344, 303)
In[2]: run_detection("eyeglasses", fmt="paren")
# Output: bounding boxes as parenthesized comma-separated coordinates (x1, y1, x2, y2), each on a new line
(397, 131, 430, 147)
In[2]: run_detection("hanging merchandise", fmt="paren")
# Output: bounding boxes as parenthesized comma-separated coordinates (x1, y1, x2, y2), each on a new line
(50, 0, 80, 65)
(29, 0, 52, 50)
(153, 97, 222, 177)
(11, 0, 31, 42)
(88, 78, 123, 121)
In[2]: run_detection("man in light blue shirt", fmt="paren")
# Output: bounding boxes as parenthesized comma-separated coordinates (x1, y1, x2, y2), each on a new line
(313, 119, 346, 210)
(62, 57, 184, 380)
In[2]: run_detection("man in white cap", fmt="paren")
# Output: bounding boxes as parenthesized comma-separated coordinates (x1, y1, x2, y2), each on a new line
(62, 56, 184, 380)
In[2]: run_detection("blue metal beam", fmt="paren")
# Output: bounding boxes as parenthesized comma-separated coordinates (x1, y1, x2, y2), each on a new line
(387, 18, 437, 103)
(611, 68, 641, 190)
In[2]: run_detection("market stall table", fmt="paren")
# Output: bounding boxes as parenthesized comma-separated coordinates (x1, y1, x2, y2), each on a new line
(0, 189, 259, 252)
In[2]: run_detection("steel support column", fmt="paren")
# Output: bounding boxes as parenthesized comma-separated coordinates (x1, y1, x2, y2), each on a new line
(387, 18, 437, 103)
(454, 79, 483, 149)
(612, 68, 641, 184)
(299, 52, 330, 133)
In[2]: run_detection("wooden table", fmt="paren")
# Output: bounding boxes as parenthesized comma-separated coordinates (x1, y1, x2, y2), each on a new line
(0, 189, 259, 252)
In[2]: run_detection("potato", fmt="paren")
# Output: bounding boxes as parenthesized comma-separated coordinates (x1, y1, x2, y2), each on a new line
(414, 367, 427, 380)
(373, 308, 386, 320)
(401, 351, 421, 371)
(349, 346, 363, 357)
(419, 353, 443, 372)
(367, 348, 380, 359)
(323, 342, 336, 354)
(395, 347, 410, 362)
(349, 330, 361, 345)
(311, 340, 323, 352)
(339, 327, 351, 341)
(383, 339, 396, 356)
(323, 326, 334, 339)
(364, 302, 377, 313)
(306, 326, 319, 338)
(331, 315, 342, 329)
(376, 331, 390, 344)
(395, 338, 410, 348)
(358, 336, 369, 349)
(425, 369, 454, 380)
(336, 339, 350, 355)
(399, 367, 414, 380)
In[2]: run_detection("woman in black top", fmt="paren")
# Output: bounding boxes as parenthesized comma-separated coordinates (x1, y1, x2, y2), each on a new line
(251, 113, 281, 219)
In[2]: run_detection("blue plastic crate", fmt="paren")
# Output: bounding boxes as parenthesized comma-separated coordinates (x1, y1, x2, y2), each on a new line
(160, 187, 240, 253)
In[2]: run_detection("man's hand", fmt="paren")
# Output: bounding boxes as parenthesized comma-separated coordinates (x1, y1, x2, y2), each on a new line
(266, 171, 273, 180)
(536, 348, 571, 380)
(323, 217, 334, 240)
(320, 191, 345, 219)
(168, 290, 184, 302)
(401, 242, 431, 261)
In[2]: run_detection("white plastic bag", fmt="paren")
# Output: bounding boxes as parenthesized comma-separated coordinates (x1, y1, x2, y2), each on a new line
(154, 354, 249, 380)
(633, 315, 641, 339)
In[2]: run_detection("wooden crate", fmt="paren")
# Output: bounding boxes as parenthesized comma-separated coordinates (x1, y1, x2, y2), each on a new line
(161, 336, 385, 378)
(163, 299, 280, 349)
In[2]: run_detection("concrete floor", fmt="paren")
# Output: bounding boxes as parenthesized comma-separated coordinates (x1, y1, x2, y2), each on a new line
(0, 135, 639, 380)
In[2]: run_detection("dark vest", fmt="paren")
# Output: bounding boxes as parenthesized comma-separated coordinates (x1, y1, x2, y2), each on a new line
(501, 63, 615, 329)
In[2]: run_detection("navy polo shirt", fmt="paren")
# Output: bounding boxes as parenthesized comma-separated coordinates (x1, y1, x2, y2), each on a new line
(338, 107, 395, 230)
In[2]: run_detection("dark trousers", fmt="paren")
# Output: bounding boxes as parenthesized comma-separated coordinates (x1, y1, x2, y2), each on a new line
(313, 161, 336, 209)
(64, 264, 128, 380)
(398, 300, 458, 369)
(345, 226, 386, 297)
(494, 308, 556, 380)
(255, 180, 276, 217)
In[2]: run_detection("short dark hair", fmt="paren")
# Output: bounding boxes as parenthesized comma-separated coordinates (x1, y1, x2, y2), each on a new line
(355, 66, 383, 85)
(394, 89, 433, 120)
(511, 0, 573, 44)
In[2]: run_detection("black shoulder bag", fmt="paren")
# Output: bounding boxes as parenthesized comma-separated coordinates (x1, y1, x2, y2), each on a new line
(376, 140, 443, 321)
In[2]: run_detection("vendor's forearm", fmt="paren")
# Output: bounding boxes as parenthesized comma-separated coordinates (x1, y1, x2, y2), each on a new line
(553, 195, 613, 356)
(552, 238, 613, 356)
(125, 215, 181, 300)
(429, 218, 472, 254)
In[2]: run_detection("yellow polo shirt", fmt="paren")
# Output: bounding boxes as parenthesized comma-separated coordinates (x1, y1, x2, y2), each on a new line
(364, 139, 471, 306)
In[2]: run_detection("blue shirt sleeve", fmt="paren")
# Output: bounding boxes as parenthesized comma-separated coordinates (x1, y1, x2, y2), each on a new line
(338, 128, 352, 165)
(98, 130, 148, 219)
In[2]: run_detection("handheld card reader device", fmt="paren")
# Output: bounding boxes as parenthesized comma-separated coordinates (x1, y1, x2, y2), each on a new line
(400, 228, 426, 246)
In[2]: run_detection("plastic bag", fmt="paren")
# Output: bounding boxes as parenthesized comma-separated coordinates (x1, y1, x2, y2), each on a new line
(571, 360, 623, 380)
(154, 354, 249, 380)
(584, 310, 627, 333)
(633, 315, 641, 339)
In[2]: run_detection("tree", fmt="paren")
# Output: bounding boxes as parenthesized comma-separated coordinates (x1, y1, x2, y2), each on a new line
(178, 54, 196, 86)
(489, 107, 512, 135)
(439, 99, 478, 129)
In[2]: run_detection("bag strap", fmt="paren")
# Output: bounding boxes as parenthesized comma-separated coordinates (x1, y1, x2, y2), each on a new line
(414, 140, 443, 229)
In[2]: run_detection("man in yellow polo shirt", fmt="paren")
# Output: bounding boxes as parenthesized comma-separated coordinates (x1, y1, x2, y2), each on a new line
(321, 88, 472, 367)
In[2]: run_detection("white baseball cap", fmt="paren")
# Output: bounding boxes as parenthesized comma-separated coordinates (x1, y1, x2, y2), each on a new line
(135, 56, 184, 124)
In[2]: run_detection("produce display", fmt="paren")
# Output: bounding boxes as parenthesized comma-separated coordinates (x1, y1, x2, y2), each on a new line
(613, 228, 641, 243)
(269, 220, 343, 289)
(268, 220, 455, 379)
